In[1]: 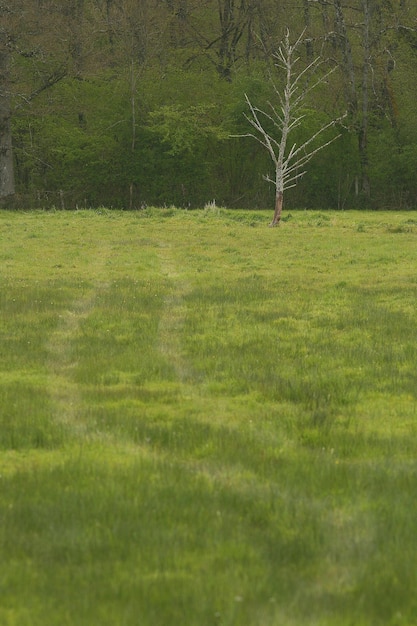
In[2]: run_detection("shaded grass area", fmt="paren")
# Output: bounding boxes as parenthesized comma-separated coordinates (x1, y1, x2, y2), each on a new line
(1, 209, 417, 625)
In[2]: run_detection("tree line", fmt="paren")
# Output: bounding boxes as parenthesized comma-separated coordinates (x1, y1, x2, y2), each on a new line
(1, 0, 417, 210)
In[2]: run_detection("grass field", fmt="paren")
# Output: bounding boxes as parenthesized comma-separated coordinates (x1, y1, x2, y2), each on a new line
(1, 207, 417, 626)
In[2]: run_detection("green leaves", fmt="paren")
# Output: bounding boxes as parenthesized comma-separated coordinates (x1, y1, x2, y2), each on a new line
(149, 103, 227, 155)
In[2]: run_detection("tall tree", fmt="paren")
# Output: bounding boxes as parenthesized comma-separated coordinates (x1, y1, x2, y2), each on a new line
(0, 0, 71, 201)
(179, 0, 267, 80)
(0, 27, 14, 198)
(313, 0, 415, 201)
(217, 0, 247, 80)
(66, 0, 85, 75)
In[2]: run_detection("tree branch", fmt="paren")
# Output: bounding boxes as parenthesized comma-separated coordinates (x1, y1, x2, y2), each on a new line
(233, 28, 345, 221)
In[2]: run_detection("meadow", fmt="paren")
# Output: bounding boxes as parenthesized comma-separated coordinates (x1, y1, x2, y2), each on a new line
(1, 207, 417, 626)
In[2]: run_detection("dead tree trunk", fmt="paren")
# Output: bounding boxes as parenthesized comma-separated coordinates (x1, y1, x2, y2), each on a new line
(238, 30, 344, 226)
(271, 190, 283, 227)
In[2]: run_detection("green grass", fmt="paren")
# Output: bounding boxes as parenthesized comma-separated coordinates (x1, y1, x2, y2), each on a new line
(1, 208, 417, 625)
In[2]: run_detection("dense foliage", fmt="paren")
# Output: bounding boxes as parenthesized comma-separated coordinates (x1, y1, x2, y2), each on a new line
(2, 1, 417, 210)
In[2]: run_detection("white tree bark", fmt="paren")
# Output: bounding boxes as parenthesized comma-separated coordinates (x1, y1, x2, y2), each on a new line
(240, 29, 345, 226)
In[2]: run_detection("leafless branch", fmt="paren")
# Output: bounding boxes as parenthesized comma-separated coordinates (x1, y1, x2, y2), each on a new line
(235, 31, 344, 193)
(232, 28, 345, 225)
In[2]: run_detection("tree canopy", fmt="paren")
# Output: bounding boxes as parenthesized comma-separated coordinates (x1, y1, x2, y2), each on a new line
(1, 0, 417, 210)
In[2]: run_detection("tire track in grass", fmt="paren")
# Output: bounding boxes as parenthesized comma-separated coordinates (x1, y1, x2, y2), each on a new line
(157, 243, 193, 387)
(46, 229, 111, 436)
(47, 241, 189, 439)
(47, 284, 104, 437)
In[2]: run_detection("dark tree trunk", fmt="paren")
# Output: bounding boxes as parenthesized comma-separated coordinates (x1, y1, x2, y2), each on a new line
(359, 0, 371, 199)
(217, 0, 247, 80)
(303, 0, 314, 60)
(0, 30, 14, 199)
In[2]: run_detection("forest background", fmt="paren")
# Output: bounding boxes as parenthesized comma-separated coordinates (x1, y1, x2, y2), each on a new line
(1, 0, 417, 211)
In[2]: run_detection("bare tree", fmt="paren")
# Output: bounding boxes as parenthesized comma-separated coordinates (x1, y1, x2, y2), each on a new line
(240, 29, 344, 226)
